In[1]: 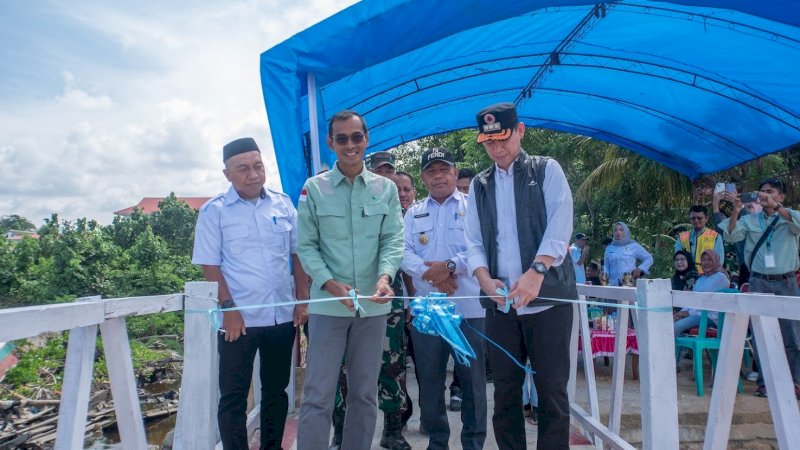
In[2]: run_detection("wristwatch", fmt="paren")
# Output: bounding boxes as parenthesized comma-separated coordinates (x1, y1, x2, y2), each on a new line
(221, 299, 236, 309)
(531, 261, 548, 275)
(446, 259, 457, 273)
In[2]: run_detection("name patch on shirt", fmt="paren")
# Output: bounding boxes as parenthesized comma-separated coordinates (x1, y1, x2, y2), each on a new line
(414, 213, 430, 218)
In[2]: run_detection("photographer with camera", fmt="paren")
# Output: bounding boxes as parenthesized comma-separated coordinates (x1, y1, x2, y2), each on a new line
(720, 178, 800, 399)
(712, 186, 761, 284)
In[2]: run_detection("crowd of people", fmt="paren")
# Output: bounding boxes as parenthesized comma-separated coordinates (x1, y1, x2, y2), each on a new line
(662, 185, 800, 399)
(191, 100, 800, 450)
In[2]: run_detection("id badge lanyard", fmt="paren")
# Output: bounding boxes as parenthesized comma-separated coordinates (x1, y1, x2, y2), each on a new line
(759, 213, 777, 268)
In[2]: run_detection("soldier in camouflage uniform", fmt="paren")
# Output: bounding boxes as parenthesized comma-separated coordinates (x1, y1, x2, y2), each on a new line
(329, 152, 412, 450)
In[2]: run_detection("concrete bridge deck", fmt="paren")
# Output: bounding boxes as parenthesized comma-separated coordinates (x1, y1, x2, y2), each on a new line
(267, 354, 778, 450)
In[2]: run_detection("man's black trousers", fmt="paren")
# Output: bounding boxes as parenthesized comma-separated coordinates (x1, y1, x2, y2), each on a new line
(218, 322, 295, 450)
(486, 304, 573, 450)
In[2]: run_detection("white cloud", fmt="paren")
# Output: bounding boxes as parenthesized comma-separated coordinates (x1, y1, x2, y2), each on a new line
(57, 88, 113, 110)
(55, 71, 113, 110)
(0, 0, 357, 226)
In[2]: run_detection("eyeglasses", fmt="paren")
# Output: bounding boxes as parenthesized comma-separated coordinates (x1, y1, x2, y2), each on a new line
(334, 133, 366, 146)
(689, 216, 705, 221)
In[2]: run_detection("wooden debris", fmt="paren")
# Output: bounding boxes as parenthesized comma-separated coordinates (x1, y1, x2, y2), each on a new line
(1, 357, 181, 447)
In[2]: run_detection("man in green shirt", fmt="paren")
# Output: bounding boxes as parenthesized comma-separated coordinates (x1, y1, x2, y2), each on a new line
(721, 177, 800, 399)
(296, 110, 404, 450)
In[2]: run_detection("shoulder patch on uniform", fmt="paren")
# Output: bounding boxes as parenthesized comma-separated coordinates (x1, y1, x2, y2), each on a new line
(299, 188, 308, 202)
(200, 193, 225, 211)
(266, 187, 289, 198)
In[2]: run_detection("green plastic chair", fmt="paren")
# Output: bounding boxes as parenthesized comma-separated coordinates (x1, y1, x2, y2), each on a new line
(674, 288, 744, 397)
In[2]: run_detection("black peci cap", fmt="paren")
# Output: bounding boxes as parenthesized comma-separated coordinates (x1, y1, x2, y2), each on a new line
(223, 137, 260, 162)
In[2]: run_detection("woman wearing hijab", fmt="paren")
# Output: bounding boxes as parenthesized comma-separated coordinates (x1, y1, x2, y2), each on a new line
(672, 250, 699, 291)
(603, 222, 654, 286)
(673, 249, 730, 335)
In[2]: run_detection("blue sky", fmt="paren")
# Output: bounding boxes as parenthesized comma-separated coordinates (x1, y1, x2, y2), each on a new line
(0, 0, 356, 225)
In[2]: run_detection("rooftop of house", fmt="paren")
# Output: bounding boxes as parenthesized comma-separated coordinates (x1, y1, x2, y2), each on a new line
(3, 230, 40, 240)
(113, 197, 211, 216)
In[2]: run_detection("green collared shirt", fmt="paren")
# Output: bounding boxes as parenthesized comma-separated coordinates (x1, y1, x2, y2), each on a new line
(721, 208, 800, 274)
(297, 162, 404, 317)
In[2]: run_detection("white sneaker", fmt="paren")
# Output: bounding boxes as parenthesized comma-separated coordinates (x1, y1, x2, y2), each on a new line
(747, 371, 759, 381)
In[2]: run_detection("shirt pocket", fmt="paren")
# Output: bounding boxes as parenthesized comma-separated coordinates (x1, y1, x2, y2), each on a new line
(317, 204, 348, 238)
(413, 216, 434, 254)
(266, 213, 292, 254)
(221, 218, 249, 256)
(363, 202, 389, 237)
(448, 217, 466, 249)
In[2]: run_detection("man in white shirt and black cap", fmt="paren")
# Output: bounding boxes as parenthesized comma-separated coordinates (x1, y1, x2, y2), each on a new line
(464, 102, 577, 450)
(402, 147, 487, 450)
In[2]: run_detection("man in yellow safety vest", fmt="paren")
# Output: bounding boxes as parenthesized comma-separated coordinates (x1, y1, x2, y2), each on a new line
(675, 205, 724, 274)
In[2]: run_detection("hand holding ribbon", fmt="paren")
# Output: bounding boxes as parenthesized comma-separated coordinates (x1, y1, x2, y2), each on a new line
(369, 274, 394, 304)
(348, 289, 366, 314)
(496, 286, 513, 314)
(323, 279, 355, 311)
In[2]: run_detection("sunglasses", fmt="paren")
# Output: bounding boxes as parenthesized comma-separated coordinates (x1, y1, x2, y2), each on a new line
(334, 133, 366, 146)
(689, 216, 706, 221)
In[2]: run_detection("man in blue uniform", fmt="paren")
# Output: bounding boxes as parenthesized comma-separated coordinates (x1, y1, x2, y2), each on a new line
(192, 137, 310, 450)
(402, 147, 487, 450)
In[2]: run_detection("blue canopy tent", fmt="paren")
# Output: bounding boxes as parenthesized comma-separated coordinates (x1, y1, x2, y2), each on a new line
(260, 0, 800, 202)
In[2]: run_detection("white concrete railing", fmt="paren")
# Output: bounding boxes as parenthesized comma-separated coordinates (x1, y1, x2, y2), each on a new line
(2, 280, 797, 449)
(0, 281, 293, 450)
(570, 282, 670, 450)
(0, 292, 183, 449)
(571, 280, 800, 450)
(671, 289, 800, 449)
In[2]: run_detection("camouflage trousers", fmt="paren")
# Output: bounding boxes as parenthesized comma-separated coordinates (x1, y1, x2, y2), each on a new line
(332, 297, 408, 427)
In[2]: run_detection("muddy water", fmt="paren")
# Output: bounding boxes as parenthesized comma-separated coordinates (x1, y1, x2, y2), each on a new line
(85, 414, 176, 449)
(85, 379, 180, 449)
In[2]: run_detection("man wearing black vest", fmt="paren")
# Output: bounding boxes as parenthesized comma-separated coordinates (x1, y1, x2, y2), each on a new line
(464, 102, 577, 450)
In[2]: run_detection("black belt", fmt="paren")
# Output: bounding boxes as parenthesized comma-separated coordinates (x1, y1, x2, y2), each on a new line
(751, 271, 795, 281)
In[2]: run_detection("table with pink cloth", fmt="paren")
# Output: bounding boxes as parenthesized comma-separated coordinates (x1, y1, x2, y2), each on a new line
(578, 328, 639, 357)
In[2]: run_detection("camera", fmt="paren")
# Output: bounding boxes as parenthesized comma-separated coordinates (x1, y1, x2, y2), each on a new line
(740, 192, 759, 204)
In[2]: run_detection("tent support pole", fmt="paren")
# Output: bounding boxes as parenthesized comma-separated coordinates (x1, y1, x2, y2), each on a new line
(307, 73, 322, 175)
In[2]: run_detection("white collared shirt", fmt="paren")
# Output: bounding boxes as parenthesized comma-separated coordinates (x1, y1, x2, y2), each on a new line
(465, 158, 573, 315)
(570, 244, 586, 283)
(192, 185, 297, 326)
(402, 191, 484, 319)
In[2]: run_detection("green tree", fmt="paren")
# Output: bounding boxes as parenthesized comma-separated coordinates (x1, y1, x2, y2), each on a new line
(103, 209, 151, 250)
(0, 238, 15, 301)
(151, 192, 199, 256)
(0, 214, 36, 233)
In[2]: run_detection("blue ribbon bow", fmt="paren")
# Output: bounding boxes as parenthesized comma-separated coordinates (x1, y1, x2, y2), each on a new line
(409, 292, 477, 365)
(496, 286, 514, 313)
